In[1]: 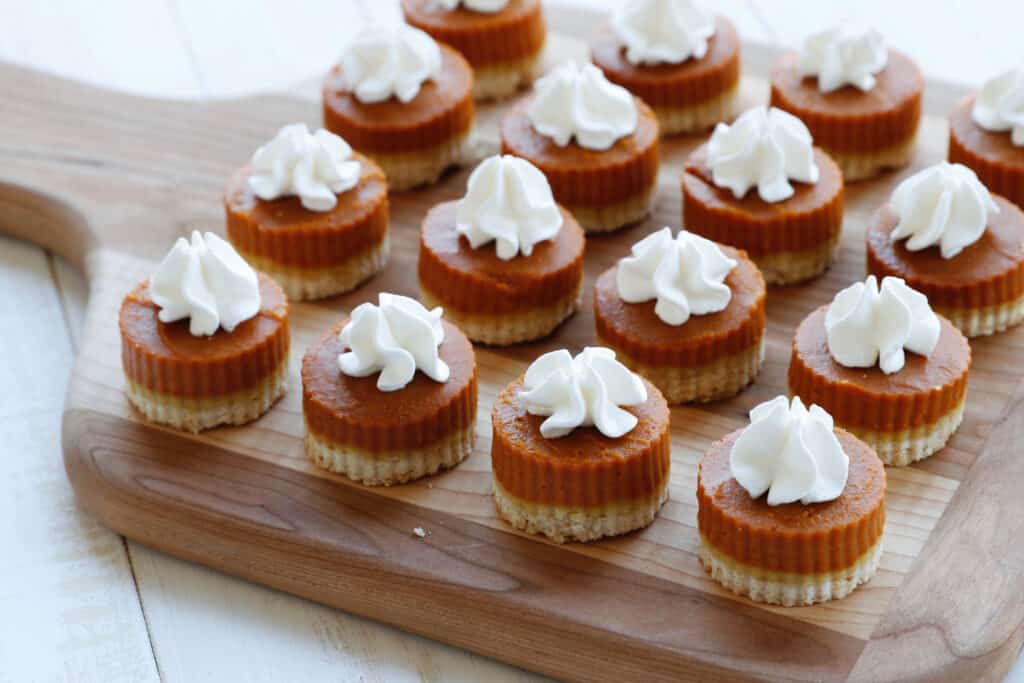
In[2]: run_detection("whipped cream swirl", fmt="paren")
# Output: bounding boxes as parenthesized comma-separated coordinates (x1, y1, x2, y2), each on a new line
(519, 347, 647, 439)
(456, 155, 563, 260)
(434, 0, 508, 11)
(611, 0, 716, 66)
(972, 65, 1024, 146)
(706, 106, 819, 203)
(889, 162, 1000, 259)
(248, 123, 362, 212)
(730, 396, 849, 506)
(528, 62, 638, 151)
(616, 227, 736, 326)
(826, 276, 940, 375)
(799, 25, 888, 93)
(339, 293, 450, 392)
(150, 231, 261, 337)
(340, 23, 441, 104)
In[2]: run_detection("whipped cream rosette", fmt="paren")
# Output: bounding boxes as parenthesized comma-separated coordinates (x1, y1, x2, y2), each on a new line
(706, 106, 820, 203)
(888, 162, 1000, 259)
(455, 155, 563, 260)
(730, 396, 848, 506)
(339, 293, 450, 392)
(528, 62, 638, 152)
(611, 0, 716, 66)
(973, 64, 1024, 147)
(247, 124, 362, 212)
(150, 231, 261, 337)
(825, 275, 940, 375)
(340, 23, 442, 104)
(800, 25, 888, 94)
(519, 347, 648, 439)
(616, 227, 736, 326)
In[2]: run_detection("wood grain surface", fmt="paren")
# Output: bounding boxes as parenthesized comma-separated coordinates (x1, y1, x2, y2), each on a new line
(2, 27, 1023, 681)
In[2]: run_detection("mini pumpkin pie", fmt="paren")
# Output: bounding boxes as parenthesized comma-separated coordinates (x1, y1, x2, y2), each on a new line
(501, 62, 659, 232)
(302, 293, 477, 486)
(789, 276, 971, 466)
(948, 64, 1024, 211)
(682, 106, 844, 284)
(866, 162, 1024, 337)
(419, 155, 584, 344)
(590, 0, 740, 135)
(120, 231, 289, 433)
(594, 227, 765, 403)
(224, 123, 389, 302)
(698, 395, 885, 606)
(769, 26, 922, 181)
(491, 347, 670, 543)
(323, 22, 474, 191)
(401, 0, 545, 101)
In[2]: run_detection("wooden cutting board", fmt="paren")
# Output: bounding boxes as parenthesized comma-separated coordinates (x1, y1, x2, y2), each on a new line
(2, 29, 1024, 682)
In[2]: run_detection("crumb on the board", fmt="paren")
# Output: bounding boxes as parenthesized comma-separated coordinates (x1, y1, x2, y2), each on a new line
(413, 527, 428, 538)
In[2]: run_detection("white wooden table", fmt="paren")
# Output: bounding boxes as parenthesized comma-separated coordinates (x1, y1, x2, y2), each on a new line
(2, 1, 1022, 680)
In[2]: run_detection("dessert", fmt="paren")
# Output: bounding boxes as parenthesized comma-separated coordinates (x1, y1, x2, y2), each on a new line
(302, 293, 477, 485)
(789, 276, 971, 465)
(590, 0, 740, 135)
(224, 123, 389, 301)
(681, 106, 844, 284)
(698, 395, 885, 606)
(119, 232, 289, 432)
(948, 64, 1024, 211)
(769, 26, 923, 181)
(419, 155, 585, 344)
(500, 62, 660, 232)
(401, 0, 546, 101)
(491, 347, 670, 543)
(593, 227, 766, 403)
(323, 22, 474, 190)
(866, 162, 1024, 337)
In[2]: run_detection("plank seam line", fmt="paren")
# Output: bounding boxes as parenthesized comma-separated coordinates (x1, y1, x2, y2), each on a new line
(124, 539, 165, 682)
(165, 0, 208, 98)
(45, 252, 77, 353)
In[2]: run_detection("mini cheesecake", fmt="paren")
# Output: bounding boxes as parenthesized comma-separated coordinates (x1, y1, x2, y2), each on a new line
(323, 24, 474, 191)
(501, 63, 660, 233)
(120, 233, 289, 433)
(594, 230, 766, 404)
(401, 0, 546, 101)
(419, 154, 584, 345)
(769, 28, 923, 181)
(302, 296, 477, 486)
(225, 125, 389, 302)
(949, 94, 1024, 212)
(682, 107, 844, 285)
(789, 295, 971, 466)
(866, 163, 1024, 337)
(491, 348, 670, 543)
(590, 11, 740, 135)
(698, 420, 885, 606)
(419, 202, 584, 345)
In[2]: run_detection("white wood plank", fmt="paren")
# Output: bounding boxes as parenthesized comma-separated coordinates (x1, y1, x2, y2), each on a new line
(0, 236, 158, 683)
(168, 0, 367, 97)
(745, 0, 1023, 86)
(127, 544, 547, 683)
(0, 0, 203, 98)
